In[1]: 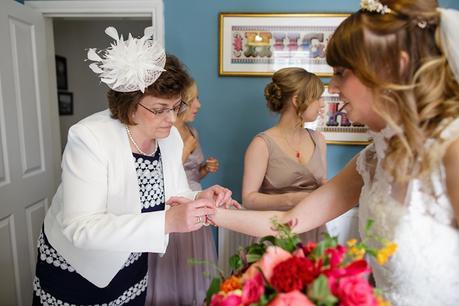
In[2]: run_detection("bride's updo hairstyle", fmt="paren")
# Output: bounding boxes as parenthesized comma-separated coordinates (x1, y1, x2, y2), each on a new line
(326, 0, 459, 182)
(264, 67, 324, 120)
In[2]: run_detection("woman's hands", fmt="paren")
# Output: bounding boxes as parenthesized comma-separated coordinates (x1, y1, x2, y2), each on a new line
(197, 185, 241, 209)
(166, 185, 241, 232)
(165, 197, 215, 233)
(204, 157, 219, 173)
(199, 157, 219, 179)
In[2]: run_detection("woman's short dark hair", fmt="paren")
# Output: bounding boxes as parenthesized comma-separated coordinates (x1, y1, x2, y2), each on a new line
(108, 54, 191, 125)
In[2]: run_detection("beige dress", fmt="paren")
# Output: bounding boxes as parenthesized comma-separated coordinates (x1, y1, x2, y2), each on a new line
(257, 130, 327, 242)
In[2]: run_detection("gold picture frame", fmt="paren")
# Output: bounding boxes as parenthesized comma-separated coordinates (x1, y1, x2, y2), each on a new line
(304, 86, 371, 145)
(219, 13, 349, 77)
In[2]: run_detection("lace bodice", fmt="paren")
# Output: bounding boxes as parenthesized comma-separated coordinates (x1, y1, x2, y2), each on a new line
(357, 119, 459, 306)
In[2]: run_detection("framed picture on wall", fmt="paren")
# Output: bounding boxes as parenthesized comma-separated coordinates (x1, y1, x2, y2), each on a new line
(304, 86, 370, 145)
(219, 13, 349, 76)
(55, 55, 68, 90)
(58, 92, 73, 116)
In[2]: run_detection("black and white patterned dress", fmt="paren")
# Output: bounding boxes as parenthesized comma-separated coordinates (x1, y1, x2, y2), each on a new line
(33, 149, 165, 305)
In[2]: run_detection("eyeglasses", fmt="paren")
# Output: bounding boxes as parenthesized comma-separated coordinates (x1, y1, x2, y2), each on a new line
(138, 100, 187, 117)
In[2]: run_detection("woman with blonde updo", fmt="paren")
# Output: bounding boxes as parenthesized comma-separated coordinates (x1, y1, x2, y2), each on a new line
(242, 67, 327, 242)
(213, 0, 459, 304)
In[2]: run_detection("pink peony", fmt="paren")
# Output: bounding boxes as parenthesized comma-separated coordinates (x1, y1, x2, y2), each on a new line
(257, 246, 292, 280)
(242, 272, 264, 304)
(268, 290, 315, 306)
(333, 276, 378, 306)
(211, 292, 243, 306)
(220, 294, 243, 306)
(210, 294, 224, 306)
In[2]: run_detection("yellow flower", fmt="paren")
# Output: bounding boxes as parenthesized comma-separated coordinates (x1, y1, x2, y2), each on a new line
(376, 295, 391, 306)
(376, 242, 397, 265)
(376, 242, 398, 265)
(350, 246, 365, 260)
(347, 239, 357, 247)
(385, 242, 398, 256)
(376, 250, 389, 265)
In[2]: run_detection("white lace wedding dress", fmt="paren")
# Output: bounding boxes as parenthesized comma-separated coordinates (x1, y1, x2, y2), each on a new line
(357, 119, 459, 306)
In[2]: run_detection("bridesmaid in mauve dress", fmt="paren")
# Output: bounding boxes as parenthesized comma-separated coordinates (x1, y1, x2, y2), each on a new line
(242, 67, 328, 243)
(146, 80, 218, 306)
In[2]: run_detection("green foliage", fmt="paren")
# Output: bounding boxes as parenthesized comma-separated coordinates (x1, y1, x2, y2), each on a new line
(229, 253, 243, 271)
(310, 233, 338, 259)
(205, 277, 221, 306)
(308, 275, 338, 306)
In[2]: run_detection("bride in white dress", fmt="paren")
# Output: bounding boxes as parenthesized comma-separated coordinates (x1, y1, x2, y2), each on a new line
(212, 0, 459, 305)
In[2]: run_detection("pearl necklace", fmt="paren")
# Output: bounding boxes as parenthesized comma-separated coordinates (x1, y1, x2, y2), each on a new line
(125, 126, 157, 156)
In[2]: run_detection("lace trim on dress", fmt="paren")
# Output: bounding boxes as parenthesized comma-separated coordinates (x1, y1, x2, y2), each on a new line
(358, 119, 459, 226)
(38, 231, 143, 271)
(38, 232, 75, 273)
(33, 274, 148, 306)
(134, 155, 165, 210)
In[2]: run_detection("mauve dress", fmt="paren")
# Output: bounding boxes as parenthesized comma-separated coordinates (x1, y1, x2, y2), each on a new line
(253, 130, 327, 243)
(146, 127, 217, 306)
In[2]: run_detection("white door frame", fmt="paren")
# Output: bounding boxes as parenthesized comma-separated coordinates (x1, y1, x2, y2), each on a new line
(23, 0, 165, 180)
(24, 1, 165, 46)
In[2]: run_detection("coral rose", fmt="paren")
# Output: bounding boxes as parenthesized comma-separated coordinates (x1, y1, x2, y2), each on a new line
(249, 246, 291, 281)
(268, 290, 315, 306)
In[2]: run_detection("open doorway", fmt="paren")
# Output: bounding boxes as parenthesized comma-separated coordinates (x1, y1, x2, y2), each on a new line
(53, 18, 151, 150)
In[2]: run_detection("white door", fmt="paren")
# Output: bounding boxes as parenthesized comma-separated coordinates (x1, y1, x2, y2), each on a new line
(0, 1, 59, 305)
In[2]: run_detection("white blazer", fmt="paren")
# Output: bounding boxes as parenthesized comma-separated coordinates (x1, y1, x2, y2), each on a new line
(44, 110, 197, 287)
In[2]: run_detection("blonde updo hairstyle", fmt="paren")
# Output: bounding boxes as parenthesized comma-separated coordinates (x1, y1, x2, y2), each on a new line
(326, 0, 459, 182)
(178, 79, 198, 120)
(264, 67, 324, 121)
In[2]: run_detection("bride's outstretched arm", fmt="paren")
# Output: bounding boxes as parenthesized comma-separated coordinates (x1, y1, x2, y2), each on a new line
(213, 157, 363, 237)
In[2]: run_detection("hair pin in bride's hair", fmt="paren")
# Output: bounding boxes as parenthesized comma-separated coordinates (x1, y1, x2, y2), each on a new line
(86, 26, 166, 93)
(360, 0, 392, 15)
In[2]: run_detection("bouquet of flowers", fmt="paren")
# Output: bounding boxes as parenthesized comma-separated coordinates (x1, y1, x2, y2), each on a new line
(205, 220, 396, 306)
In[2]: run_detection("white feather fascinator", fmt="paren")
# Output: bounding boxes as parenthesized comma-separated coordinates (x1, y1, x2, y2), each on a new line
(87, 26, 166, 93)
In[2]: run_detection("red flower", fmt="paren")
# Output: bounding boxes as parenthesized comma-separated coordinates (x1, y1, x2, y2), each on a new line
(248, 246, 292, 281)
(344, 260, 370, 277)
(324, 259, 370, 289)
(333, 276, 378, 306)
(270, 257, 320, 292)
(268, 290, 315, 306)
(326, 245, 347, 268)
(242, 272, 264, 305)
(302, 241, 317, 256)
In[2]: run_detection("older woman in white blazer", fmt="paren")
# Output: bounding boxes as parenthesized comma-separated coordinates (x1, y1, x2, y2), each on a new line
(32, 29, 235, 306)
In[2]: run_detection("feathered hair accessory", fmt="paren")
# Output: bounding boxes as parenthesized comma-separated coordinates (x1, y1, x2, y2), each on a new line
(87, 26, 166, 93)
(360, 0, 391, 15)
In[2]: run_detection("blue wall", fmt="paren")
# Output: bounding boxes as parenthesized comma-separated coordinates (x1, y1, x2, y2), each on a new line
(164, 0, 459, 201)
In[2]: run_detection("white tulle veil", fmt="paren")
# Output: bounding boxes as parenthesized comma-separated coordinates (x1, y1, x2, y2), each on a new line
(438, 8, 459, 82)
